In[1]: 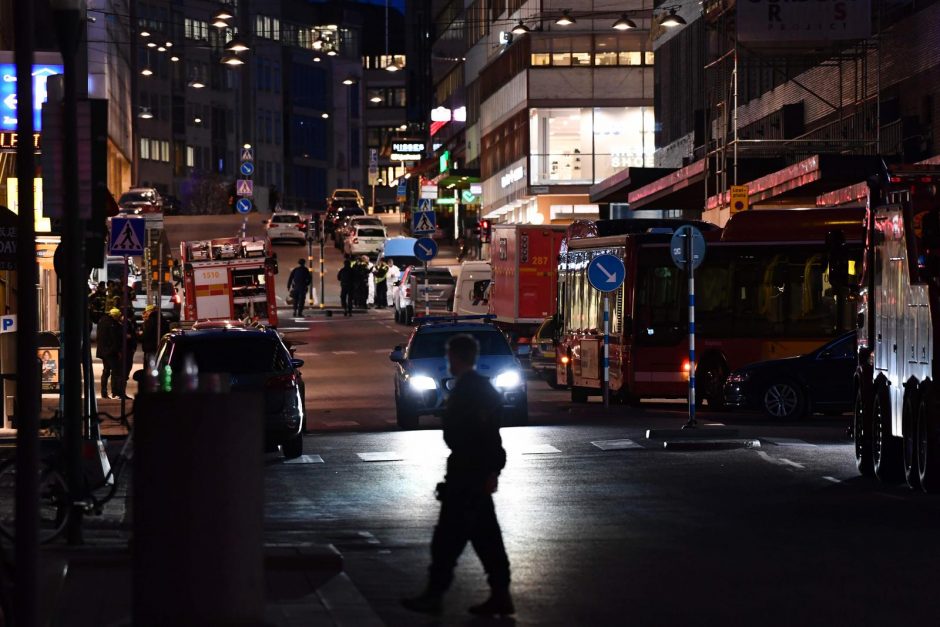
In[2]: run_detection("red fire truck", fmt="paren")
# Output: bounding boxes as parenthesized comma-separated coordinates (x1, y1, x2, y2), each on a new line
(851, 164, 940, 490)
(179, 236, 280, 326)
(558, 209, 864, 404)
(487, 224, 567, 354)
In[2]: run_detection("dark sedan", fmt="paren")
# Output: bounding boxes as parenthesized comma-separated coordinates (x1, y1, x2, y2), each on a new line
(723, 331, 856, 419)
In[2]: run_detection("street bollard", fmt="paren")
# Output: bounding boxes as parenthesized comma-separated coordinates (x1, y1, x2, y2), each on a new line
(133, 391, 264, 626)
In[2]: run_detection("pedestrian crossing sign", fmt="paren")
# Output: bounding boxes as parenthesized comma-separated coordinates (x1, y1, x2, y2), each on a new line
(108, 217, 145, 256)
(412, 210, 436, 234)
(236, 179, 254, 197)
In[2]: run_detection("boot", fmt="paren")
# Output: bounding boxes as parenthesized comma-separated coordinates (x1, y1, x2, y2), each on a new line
(468, 589, 514, 616)
(401, 591, 443, 615)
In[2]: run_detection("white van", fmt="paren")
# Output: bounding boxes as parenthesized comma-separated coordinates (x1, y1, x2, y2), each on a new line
(88, 255, 141, 290)
(452, 261, 491, 315)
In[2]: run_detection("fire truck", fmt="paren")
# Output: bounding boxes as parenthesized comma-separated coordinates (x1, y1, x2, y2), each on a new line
(852, 163, 940, 491)
(487, 224, 567, 356)
(179, 236, 280, 327)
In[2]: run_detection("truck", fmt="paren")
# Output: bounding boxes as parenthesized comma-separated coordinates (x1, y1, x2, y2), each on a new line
(487, 224, 567, 356)
(852, 163, 940, 491)
(179, 236, 280, 327)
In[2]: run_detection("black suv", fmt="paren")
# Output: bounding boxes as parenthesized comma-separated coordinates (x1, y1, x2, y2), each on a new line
(156, 325, 306, 458)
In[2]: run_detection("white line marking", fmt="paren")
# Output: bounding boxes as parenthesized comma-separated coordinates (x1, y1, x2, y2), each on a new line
(279, 326, 309, 331)
(283, 455, 324, 464)
(757, 451, 779, 464)
(321, 420, 360, 427)
(778, 457, 805, 469)
(518, 444, 561, 455)
(822, 476, 841, 483)
(762, 437, 816, 447)
(591, 439, 642, 451)
(374, 348, 391, 353)
(357, 451, 404, 462)
(332, 350, 356, 355)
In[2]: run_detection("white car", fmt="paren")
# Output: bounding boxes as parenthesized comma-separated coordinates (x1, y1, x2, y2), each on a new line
(344, 225, 387, 258)
(330, 188, 364, 207)
(338, 216, 382, 243)
(265, 212, 307, 244)
(132, 281, 181, 321)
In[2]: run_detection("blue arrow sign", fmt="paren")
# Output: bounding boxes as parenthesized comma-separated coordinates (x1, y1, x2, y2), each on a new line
(670, 225, 706, 271)
(412, 210, 436, 234)
(236, 198, 253, 214)
(240, 161, 255, 176)
(587, 254, 625, 292)
(413, 237, 438, 262)
(109, 217, 146, 256)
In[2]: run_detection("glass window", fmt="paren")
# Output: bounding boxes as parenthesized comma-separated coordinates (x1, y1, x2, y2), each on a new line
(645, 51, 655, 65)
(619, 51, 642, 65)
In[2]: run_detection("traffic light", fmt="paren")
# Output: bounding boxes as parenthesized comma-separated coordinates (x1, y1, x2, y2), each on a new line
(479, 220, 491, 243)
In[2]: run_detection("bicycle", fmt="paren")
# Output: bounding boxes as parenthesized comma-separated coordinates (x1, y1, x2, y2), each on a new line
(0, 410, 134, 545)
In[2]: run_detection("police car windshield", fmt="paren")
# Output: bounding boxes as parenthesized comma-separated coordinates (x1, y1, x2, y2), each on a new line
(409, 330, 512, 360)
(171, 335, 289, 374)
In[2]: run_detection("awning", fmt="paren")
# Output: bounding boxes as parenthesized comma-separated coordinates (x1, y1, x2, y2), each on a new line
(706, 154, 881, 210)
(816, 154, 940, 207)
(627, 160, 707, 210)
(433, 168, 480, 189)
(588, 167, 676, 204)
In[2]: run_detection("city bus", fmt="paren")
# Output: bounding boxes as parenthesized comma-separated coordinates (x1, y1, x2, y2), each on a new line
(557, 208, 864, 405)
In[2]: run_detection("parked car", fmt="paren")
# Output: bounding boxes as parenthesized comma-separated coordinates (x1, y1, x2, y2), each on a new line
(155, 325, 306, 458)
(118, 187, 163, 214)
(723, 331, 856, 419)
(452, 261, 491, 315)
(393, 265, 456, 325)
(325, 205, 366, 239)
(389, 318, 528, 429)
(265, 212, 307, 244)
(162, 194, 182, 215)
(337, 216, 383, 243)
(530, 316, 563, 389)
(329, 188, 364, 207)
(88, 255, 141, 290)
(131, 281, 182, 322)
(344, 224, 387, 258)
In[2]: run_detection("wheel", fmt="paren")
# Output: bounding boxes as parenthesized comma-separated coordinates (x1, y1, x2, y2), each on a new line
(917, 382, 940, 493)
(570, 386, 589, 403)
(0, 458, 71, 545)
(282, 434, 303, 460)
(405, 306, 414, 325)
(697, 359, 729, 410)
(396, 397, 419, 429)
(762, 379, 807, 419)
(854, 386, 874, 476)
(902, 387, 921, 489)
(872, 381, 904, 483)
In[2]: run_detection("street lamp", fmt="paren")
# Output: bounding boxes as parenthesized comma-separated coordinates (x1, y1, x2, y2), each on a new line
(612, 14, 637, 30)
(221, 54, 245, 66)
(556, 10, 575, 26)
(188, 79, 206, 89)
(225, 37, 249, 53)
(660, 8, 687, 27)
(511, 20, 531, 35)
(138, 106, 154, 119)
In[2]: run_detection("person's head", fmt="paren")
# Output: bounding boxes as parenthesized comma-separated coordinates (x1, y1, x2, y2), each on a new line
(297, 258, 306, 267)
(343, 259, 351, 268)
(446, 334, 479, 377)
(109, 307, 122, 319)
(144, 304, 155, 318)
(96, 281, 106, 291)
(360, 255, 369, 264)
(41, 350, 51, 360)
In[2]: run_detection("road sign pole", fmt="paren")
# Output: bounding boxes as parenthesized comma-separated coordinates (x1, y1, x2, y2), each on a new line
(121, 255, 129, 421)
(424, 260, 430, 317)
(603, 294, 610, 409)
(685, 232, 697, 429)
(320, 215, 326, 309)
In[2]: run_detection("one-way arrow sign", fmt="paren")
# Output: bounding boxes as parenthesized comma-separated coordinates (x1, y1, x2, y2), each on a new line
(587, 254, 625, 292)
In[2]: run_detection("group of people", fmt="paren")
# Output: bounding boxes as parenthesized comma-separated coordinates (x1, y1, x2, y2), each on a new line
(90, 281, 161, 399)
(337, 255, 396, 316)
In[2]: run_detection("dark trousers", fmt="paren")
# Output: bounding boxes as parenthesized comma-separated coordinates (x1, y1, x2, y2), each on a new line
(374, 282, 388, 308)
(427, 488, 511, 595)
(101, 355, 125, 397)
(355, 282, 368, 308)
(340, 286, 354, 315)
(291, 288, 306, 316)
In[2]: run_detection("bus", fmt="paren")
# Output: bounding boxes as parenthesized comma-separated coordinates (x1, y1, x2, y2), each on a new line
(557, 208, 864, 405)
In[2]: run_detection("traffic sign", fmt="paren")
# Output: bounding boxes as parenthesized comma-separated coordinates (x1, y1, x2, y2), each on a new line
(109, 216, 145, 256)
(587, 254, 625, 292)
(236, 198, 253, 214)
(461, 190, 477, 204)
(369, 148, 378, 167)
(236, 179, 254, 197)
(730, 185, 749, 214)
(412, 210, 436, 234)
(240, 161, 255, 176)
(397, 182, 407, 201)
(670, 225, 706, 271)
(418, 198, 432, 212)
(413, 237, 438, 262)
(240, 146, 253, 162)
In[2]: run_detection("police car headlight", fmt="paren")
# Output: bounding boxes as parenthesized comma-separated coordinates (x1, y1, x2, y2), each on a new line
(409, 375, 438, 391)
(493, 370, 522, 389)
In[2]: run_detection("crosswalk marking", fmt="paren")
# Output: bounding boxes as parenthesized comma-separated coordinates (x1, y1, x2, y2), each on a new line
(592, 439, 642, 451)
(518, 444, 561, 455)
(283, 455, 324, 464)
(332, 350, 356, 355)
(321, 420, 360, 428)
(357, 451, 403, 462)
(761, 437, 815, 447)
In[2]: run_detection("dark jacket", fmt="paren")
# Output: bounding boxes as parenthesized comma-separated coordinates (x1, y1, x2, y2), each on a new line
(442, 370, 506, 489)
(140, 313, 159, 354)
(288, 265, 312, 292)
(96, 314, 122, 359)
(338, 265, 356, 287)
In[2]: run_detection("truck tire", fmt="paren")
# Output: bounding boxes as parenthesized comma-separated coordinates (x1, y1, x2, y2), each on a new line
(917, 382, 940, 493)
(570, 386, 589, 403)
(902, 386, 921, 489)
(696, 357, 728, 410)
(282, 434, 303, 460)
(854, 386, 874, 477)
(872, 381, 903, 483)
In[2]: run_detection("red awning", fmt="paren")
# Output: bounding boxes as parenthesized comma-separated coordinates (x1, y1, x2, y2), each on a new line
(816, 154, 940, 207)
(588, 167, 677, 204)
(627, 160, 707, 210)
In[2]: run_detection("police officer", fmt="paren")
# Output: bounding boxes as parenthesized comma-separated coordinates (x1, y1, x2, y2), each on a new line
(373, 259, 389, 309)
(401, 334, 513, 617)
(287, 258, 312, 317)
(337, 258, 356, 316)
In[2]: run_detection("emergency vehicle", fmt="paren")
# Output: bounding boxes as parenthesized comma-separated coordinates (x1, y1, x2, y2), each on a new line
(179, 236, 280, 327)
(487, 224, 567, 356)
(851, 163, 940, 491)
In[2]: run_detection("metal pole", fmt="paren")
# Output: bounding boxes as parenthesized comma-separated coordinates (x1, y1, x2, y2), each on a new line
(319, 214, 325, 309)
(156, 241, 163, 344)
(121, 256, 129, 421)
(424, 260, 429, 317)
(685, 232, 697, 429)
(14, 0, 40, 619)
(307, 230, 314, 307)
(602, 294, 609, 409)
(55, 5, 86, 545)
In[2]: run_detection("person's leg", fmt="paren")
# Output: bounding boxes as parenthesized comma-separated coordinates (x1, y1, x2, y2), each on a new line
(427, 494, 473, 594)
(101, 358, 111, 399)
(467, 495, 513, 615)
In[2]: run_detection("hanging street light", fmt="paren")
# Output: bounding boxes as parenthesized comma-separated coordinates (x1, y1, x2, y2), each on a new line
(612, 14, 637, 30)
(660, 9, 687, 27)
(556, 10, 575, 26)
(511, 20, 531, 35)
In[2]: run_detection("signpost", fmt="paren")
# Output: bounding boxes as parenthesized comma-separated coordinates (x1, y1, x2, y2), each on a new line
(730, 185, 749, 214)
(414, 237, 438, 317)
(368, 148, 379, 212)
(670, 225, 707, 428)
(236, 198, 252, 215)
(587, 253, 625, 408)
(239, 146, 254, 237)
(412, 199, 436, 235)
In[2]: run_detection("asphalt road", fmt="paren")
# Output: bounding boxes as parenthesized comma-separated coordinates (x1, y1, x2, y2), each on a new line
(165, 214, 940, 626)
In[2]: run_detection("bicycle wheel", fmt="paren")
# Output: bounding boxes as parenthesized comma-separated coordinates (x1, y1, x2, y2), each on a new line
(0, 457, 72, 544)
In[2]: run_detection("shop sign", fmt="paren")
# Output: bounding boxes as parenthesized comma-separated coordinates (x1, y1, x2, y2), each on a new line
(0, 131, 41, 151)
(439, 150, 450, 174)
(393, 142, 424, 153)
(461, 190, 477, 204)
(737, 0, 871, 44)
(1, 314, 15, 333)
(420, 185, 438, 200)
(530, 186, 549, 195)
(390, 152, 421, 161)
(0, 63, 63, 131)
(5, 177, 50, 233)
(0, 205, 16, 270)
(500, 166, 525, 189)
(470, 183, 482, 195)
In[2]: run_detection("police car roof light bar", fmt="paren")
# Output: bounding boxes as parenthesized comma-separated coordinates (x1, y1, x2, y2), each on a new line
(415, 314, 496, 326)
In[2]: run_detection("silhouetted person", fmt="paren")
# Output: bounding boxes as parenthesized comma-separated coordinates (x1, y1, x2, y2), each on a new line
(140, 304, 159, 367)
(287, 258, 312, 317)
(373, 259, 389, 309)
(96, 308, 124, 399)
(401, 334, 513, 617)
(338, 259, 356, 316)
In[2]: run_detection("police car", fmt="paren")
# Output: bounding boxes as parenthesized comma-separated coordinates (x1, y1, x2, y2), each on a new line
(388, 316, 528, 429)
